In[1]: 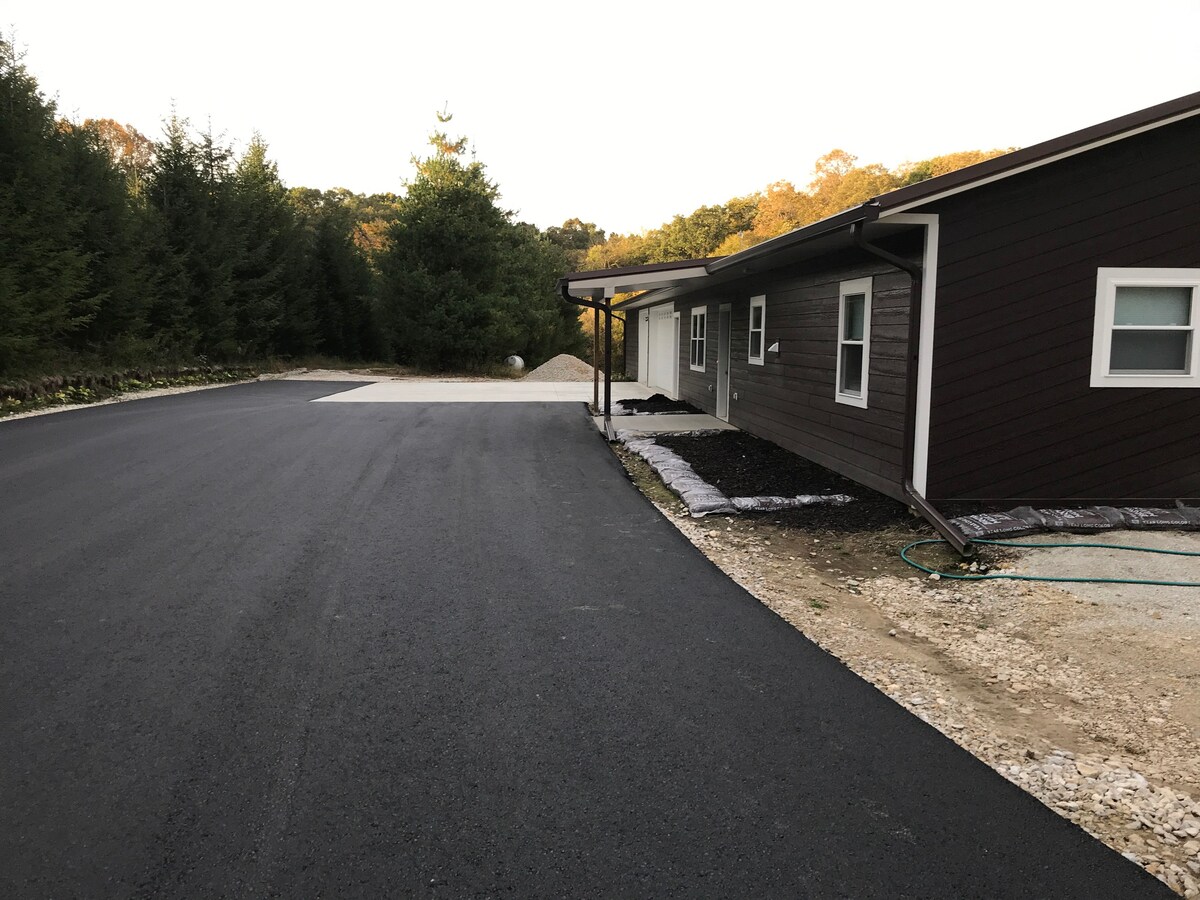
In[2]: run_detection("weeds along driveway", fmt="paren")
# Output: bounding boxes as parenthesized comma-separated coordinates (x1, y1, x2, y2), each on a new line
(0, 381, 1169, 898)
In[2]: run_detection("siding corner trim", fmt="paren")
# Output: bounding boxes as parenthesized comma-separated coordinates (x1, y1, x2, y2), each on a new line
(881, 213, 940, 496)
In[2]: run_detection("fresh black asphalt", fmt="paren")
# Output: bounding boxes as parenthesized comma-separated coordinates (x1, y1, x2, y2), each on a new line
(0, 381, 1169, 897)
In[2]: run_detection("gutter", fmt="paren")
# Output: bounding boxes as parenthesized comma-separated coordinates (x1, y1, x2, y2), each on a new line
(851, 219, 974, 557)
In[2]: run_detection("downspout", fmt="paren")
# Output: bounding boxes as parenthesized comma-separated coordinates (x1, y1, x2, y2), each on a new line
(851, 220, 973, 557)
(559, 283, 617, 438)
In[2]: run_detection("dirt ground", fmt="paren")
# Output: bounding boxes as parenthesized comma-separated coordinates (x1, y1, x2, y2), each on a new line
(614, 446, 1200, 897)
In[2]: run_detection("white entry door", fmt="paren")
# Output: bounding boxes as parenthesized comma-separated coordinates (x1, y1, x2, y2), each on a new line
(716, 304, 731, 420)
(671, 312, 681, 399)
(638, 310, 649, 384)
(648, 305, 678, 398)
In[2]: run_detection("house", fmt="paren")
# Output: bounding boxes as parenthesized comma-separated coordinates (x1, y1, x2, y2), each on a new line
(558, 91, 1200, 550)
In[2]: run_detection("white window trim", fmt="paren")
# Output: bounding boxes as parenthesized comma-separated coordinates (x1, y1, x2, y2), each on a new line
(748, 295, 766, 366)
(1090, 268, 1200, 388)
(835, 277, 872, 409)
(690, 306, 707, 373)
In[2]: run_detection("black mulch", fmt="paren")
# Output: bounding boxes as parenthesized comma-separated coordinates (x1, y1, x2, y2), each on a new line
(655, 431, 915, 531)
(615, 394, 701, 415)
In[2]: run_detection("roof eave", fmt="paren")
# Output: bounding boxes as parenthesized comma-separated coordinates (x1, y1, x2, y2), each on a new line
(706, 205, 876, 274)
(876, 90, 1200, 216)
(556, 256, 726, 299)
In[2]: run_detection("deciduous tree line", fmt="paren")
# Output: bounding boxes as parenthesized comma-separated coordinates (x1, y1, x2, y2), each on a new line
(557, 147, 1011, 274)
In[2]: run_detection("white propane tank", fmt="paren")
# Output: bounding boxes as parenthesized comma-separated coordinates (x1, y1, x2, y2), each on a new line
(505, 355, 525, 371)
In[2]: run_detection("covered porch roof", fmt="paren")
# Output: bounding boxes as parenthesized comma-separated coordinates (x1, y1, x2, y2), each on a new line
(558, 257, 719, 300)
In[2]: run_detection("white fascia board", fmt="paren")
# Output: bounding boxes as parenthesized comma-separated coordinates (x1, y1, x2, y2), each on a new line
(879, 107, 1200, 218)
(564, 266, 710, 298)
(883, 213, 939, 496)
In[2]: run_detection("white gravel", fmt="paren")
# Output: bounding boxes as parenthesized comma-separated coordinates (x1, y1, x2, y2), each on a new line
(523, 354, 596, 382)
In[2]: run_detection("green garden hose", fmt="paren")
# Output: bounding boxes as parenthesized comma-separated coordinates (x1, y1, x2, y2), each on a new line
(900, 538, 1200, 587)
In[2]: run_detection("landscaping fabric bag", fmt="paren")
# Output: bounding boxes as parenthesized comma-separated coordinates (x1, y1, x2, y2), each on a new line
(1025, 507, 1120, 533)
(681, 489, 737, 517)
(619, 433, 736, 517)
(1175, 503, 1200, 528)
(949, 511, 1041, 540)
(1100, 506, 1192, 530)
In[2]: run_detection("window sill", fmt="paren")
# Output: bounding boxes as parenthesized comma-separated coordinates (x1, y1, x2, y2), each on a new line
(835, 391, 868, 409)
(1090, 373, 1200, 388)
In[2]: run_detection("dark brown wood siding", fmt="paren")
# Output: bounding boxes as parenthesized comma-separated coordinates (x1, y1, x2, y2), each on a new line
(926, 115, 1200, 501)
(640, 246, 917, 501)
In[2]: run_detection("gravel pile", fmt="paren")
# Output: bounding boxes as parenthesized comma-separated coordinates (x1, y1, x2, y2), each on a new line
(523, 354, 595, 382)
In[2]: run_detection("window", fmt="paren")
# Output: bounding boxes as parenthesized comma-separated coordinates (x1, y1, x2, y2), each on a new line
(1091, 268, 1200, 387)
(749, 295, 766, 365)
(690, 306, 707, 372)
(835, 277, 871, 408)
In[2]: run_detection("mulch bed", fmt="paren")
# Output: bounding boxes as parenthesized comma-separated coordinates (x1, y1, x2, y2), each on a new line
(656, 430, 915, 531)
(616, 394, 701, 415)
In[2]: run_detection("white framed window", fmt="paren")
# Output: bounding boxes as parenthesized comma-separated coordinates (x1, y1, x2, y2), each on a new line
(748, 295, 766, 365)
(1091, 268, 1200, 387)
(690, 306, 707, 372)
(835, 277, 871, 408)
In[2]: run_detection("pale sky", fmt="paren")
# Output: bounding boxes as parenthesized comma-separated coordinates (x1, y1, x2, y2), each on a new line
(8, 1, 1199, 235)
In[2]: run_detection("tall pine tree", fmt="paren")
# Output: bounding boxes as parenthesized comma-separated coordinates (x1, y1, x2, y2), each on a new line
(0, 38, 95, 374)
(145, 116, 237, 359)
(229, 134, 308, 357)
(377, 112, 582, 370)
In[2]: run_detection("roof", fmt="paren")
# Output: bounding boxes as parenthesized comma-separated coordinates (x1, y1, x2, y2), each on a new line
(873, 89, 1200, 216)
(559, 90, 1200, 296)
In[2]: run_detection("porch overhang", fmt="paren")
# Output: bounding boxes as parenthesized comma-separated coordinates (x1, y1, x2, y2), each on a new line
(556, 257, 720, 300)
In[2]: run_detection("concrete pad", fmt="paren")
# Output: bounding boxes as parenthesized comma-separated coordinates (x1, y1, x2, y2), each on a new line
(311, 381, 654, 403)
(596, 413, 738, 434)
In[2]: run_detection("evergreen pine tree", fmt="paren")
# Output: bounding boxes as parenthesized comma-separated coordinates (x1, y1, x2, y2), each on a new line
(378, 112, 582, 371)
(0, 38, 95, 374)
(145, 116, 237, 359)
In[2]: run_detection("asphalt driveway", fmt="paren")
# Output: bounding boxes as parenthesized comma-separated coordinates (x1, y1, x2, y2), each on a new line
(0, 381, 1169, 897)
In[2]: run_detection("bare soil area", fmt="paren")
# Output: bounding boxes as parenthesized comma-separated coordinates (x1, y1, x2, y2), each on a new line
(614, 443, 1200, 897)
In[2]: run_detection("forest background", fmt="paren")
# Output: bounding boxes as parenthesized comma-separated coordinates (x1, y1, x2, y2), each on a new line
(1, 36, 1005, 381)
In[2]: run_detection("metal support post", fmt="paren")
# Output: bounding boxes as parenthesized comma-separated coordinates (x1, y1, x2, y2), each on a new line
(604, 296, 613, 418)
(592, 306, 600, 413)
